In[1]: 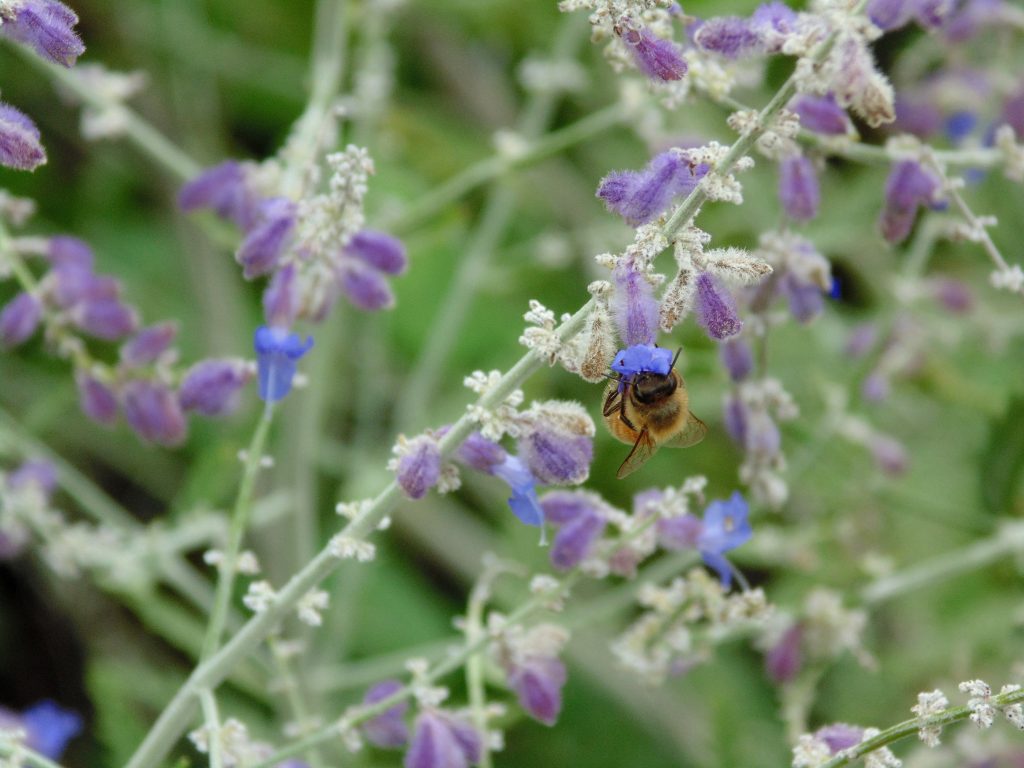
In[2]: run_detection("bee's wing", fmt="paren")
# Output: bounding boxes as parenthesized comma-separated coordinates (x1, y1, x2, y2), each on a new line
(663, 411, 708, 449)
(617, 427, 658, 479)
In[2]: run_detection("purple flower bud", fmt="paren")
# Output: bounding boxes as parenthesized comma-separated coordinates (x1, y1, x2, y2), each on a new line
(178, 160, 258, 229)
(868, 0, 914, 30)
(751, 1, 797, 50)
(124, 382, 187, 448)
(656, 514, 703, 550)
(695, 271, 742, 340)
(236, 198, 296, 280)
(779, 273, 825, 324)
(0, 0, 84, 67)
(879, 160, 941, 244)
(12, 700, 83, 759)
(790, 94, 850, 135)
(263, 264, 301, 328)
(71, 298, 139, 340)
(597, 151, 706, 227)
(694, 16, 762, 59)
(396, 436, 442, 500)
(47, 235, 94, 269)
(778, 155, 820, 222)
(361, 680, 409, 749)
(456, 431, 507, 473)
(815, 723, 864, 754)
(870, 434, 908, 475)
(844, 323, 879, 359)
(619, 25, 687, 82)
(404, 711, 481, 768)
(0, 102, 46, 171)
(76, 371, 119, 425)
(49, 266, 119, 308)
(723, 394, 748, 446)
(931, 277, 974, 313)
(611, 262, 659, 347)
(508, 657, 567, 726)
(347, 230, 408, 275)
(746, 411, 781, 456)
(550, 509, 605, 570)
(7, 459, 58, 498)
(861, 370, 890, 402)
(518, 424, 593, 487)
(254, 325, 313, 403)
(179, 358, 252, 416)
(540, 490, 599, 526)
(123, 380, 187, 446)
(765, 623, 804, 684)
(893, 96, 943, 139)
(120, 322, 177, 366)
(338, 261, 395, 311)
(719, 338, 754, 382)
(0, 292, 42, 348)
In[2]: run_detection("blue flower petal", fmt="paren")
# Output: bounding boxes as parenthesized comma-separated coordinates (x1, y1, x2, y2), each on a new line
(610, 344, 673, 378)
(254, 325, 313, 402)
(700, 550, 734, 588)
(492, 456, 544, 527)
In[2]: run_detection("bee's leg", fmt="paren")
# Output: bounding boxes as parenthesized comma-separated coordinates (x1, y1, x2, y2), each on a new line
(618, 394, 637, 431)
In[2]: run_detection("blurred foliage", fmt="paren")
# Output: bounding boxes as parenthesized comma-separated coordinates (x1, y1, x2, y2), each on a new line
(1, 0, 1023, 766)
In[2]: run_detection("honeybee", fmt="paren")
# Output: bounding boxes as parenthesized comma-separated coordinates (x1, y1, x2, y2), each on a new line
(602, 348, 707, 479)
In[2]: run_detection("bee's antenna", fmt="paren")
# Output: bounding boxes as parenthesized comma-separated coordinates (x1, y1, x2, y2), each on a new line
(671, 347, 683, 369)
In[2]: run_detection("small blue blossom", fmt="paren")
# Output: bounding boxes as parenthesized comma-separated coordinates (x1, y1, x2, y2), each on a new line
(610, 343, 673, 381)
(254, 325, 313, 403)
(491, 455, 544, 528)
(697, 491, 752, 587)
(0, 700, 83, 760)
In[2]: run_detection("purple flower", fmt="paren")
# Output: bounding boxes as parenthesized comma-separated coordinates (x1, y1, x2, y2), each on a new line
(48, 266, 118, 308)
(765, 623, 804, 684)
(610, 343, 674, 380)
(943, 0, 1001, 42)
(7, 459, 58, 498)
(338, 261, 395, 311)
(816, 723, 864, 754)
(120, 322, 177, 366)
(790, 94, 850, 136)
(491, 455, 544, 528)
(778, 155, 820, 222)
(611, 261, 659, 347)
(597, 151, 706, 227)
(844, 323, 879, 359)
(871, 434, 909, 475)
(697, 491, 752, 587)
(347, 230, 408, 275)
(455, 431, 507, 473)
(779, 272, 825, 324)
(123, 380, 187, 446)
(254, 325, 313, 403)
(517, 424, 592, 487)
(893, 96, 943, 139)
(719, 338, 753, 382)
(396, 436, 442, 500)
(694, 16, 762, 59)
(0, 102, 46, 171)
(263, 264, 300, 328)
(618, 25, 687, 82)
(47, 236, 94, 269)
(75, 371, 119, 425)
(656, 513, 703, 550)
(751, 1, 797, 50)
(868, 0, 915, 30)
(236, 198, 296, 279)
(861, 370, 890, 402)
(0, 292, 42, 348)
(70, 298, 139, 340)
(404, 710, 481, 768)
(361, 680, 409, 749)
(179, 358, 252, 416)
(878, 160, 941, 243)
(723, 395, 748, 447)
(540, 492, 607, 570)
(507, 656, 567, 726)
(931, 277, 974, 313)
(945, 110, 977, 144)
(695, 271, 742, 340)
(0, 0, 84, 67)
(178, 160, 258, 229)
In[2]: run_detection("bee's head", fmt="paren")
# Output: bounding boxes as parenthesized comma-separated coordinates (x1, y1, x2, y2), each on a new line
(632, 370, 677, 403)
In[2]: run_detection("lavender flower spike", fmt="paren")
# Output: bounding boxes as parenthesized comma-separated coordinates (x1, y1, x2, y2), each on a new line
(0, 0, 84, 67)
(0, 292, 42, 348)
(618, 24, 687, 82)
(694, 271, 742, 340)
(694, 16, 762, 59)
(123, 380, 187, 446)
(361, 680, 409, 749)
(597, 151, 705, 227)
(179, 358, 253, 416)
(611, 261, 659, 347)
(0, 103, 46, 171)
(778, 154, 820, 222)
(254, 325, 313, 403)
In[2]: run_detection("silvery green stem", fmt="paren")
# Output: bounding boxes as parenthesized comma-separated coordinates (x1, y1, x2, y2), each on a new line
(0, 739, 67, 768)
(197, 689, 224, 768)
(819, 687, 1024, 768)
